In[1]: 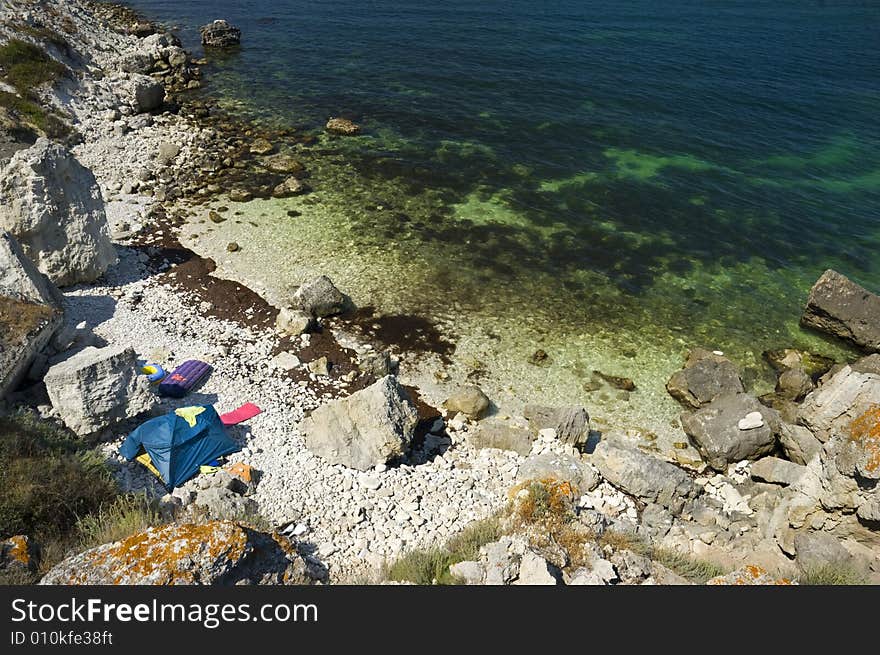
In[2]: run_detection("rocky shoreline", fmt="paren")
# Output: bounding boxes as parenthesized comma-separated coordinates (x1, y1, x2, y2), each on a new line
(1, 0, 878, 585)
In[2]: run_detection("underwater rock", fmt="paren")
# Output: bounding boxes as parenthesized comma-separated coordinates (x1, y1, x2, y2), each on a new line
(325, 117, 360, 135)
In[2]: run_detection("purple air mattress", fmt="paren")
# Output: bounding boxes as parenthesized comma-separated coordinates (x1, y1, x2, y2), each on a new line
(158, 360, 212, 398)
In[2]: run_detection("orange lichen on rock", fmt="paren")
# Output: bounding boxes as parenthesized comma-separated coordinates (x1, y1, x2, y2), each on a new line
(225, 462, 255, 484)
(707, 564, 796, 585)
(849, 405, 880, 476)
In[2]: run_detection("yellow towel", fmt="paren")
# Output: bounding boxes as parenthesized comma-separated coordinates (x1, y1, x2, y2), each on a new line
(174, 406, 206, 427)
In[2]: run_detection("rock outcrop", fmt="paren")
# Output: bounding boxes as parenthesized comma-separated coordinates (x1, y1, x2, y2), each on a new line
(801, 269, 880, 352)
(43, 344, 157, 436)
(200, 20, 241, 48)
(302, 375, 419, 470)
(680, 393, 778, 471)
(0, 139, 116, 286)
(39, 521, 309, 585)
(798, 365, 880, 443)
(591, 439, 699, 514)
(666, 349, 744, 409)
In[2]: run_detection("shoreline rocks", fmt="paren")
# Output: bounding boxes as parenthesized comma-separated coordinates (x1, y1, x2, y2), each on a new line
(802, 269, 880, 352)
(666, 349, 744, 409)
(302, 375, 419, 470)
(200, 20, 241, 48)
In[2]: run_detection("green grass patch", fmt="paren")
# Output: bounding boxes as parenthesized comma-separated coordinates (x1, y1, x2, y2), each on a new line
(0, 90, 69, 138)
(384, 517, 501, 585)
(797, 564, 867, 586)
(75, 493, 165, 552)
(0, 39, 66, 95)
(0, 412, 118, 549)
(598, 529, 726, 584)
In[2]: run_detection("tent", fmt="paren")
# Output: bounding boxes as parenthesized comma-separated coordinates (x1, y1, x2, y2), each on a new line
(119, 405, 240, 488)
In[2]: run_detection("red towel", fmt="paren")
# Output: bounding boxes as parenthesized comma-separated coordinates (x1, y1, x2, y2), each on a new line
(220, 403, 262, 425)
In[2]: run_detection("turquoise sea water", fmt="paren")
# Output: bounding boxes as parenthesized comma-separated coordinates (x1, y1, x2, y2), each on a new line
(127, 0, 880, 441)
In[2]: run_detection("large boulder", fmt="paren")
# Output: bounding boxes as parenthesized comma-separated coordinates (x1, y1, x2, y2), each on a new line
(801, 269, 880, 352)
(301, 375, 418, 470)
(798, 365, 880, 443)
(777, 422, 822, 465)
(515, 451, 599, 493)
(292, 275, 350, 318)
(0, 139, 116, 286)
(123, 74, 165, 113)
(591, 439, 699, 514)
(666, 349, 744, 409)
(750, 456, 807, 486)
(680, 393, 779, 471)
(39, 521, 309, 585)
(443, 385, 490, 419)
(522, 404, 590, 447)
(793, 532, 858, 576)
(200, 20, 242, 48)
(43, 345, 157, 437)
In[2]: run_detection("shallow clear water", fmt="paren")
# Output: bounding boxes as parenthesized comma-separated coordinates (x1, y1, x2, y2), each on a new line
(128, 0, 880, 451)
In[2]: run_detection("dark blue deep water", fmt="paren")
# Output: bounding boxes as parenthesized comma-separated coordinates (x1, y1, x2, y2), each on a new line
(126, 0, 880, 364)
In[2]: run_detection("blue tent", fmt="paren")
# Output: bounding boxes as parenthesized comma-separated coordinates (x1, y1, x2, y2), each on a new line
(119, 406, 239, 488)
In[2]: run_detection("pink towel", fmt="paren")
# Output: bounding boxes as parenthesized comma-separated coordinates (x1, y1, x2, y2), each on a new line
(220, 403, 262, 425)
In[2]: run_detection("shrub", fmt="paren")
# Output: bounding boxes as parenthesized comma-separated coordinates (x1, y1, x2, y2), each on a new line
(798, 564, 867, 586)
(75, 494, 165, 551)
(598, 529, 725, 583)
(0, 39, 66, 95)
(384, 517, 501, 585)
(0, 90, 70, 137)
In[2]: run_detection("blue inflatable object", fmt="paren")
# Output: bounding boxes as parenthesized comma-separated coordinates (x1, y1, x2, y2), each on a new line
(119, 406, 239, 487)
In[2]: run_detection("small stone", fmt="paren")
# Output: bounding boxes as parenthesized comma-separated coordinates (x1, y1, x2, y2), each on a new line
(226, 242, 240, 252)
(737, 411, 764, 430)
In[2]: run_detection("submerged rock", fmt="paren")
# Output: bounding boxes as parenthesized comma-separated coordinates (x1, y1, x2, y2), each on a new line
(200, 20, 242, 48)
(301, 375, 419, 470)
(0, 139, 117, 286)
(801, 269, 880, 352)
(666, 349, 744, 409)
(325, 117, 360, 135)
(40, 521, 308, 585)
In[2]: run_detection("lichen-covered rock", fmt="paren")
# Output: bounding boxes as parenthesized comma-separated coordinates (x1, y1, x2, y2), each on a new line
(1, 535, 40, 575)
(522, 404, 590, 447)
(200, 20, 241, 48)
(325, 117, 360, 135)
(801, 269, 880, 352)
(666, 349, 744, 409)
(292, 275, 350, 318)
(43, 344, 157, 436)
(302, 375, 418, 470)
(680, 393, 779, 471)
(516, 451, 599, 493)
(0, 139, 116, 286)
(799, 365, 880, 444)
(39, 521, 309, 585)
(707, 564, 795, 585)
(591, 439, 699, 514)
(443, 385, 490, 419)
